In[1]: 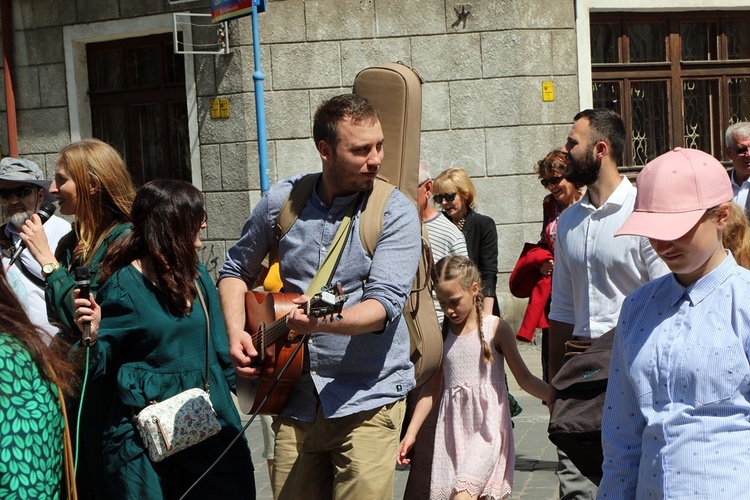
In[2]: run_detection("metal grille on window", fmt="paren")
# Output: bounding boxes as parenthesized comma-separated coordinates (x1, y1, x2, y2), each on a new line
(631, 81, 669, 165)
(727, 21, 750, 60)
(680, 22, 717, 61)
(629, 23, 667, 63)
(728, 78, 750, 125)
(592, 82, 621, 116)
(591, 24, 619, 64)
(683, 80, 719, 155)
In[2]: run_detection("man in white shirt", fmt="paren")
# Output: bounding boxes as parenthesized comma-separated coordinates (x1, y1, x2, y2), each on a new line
(725, 122, 750, 218)
(0, 158, 71, 343)
(548, 109, 668, 499)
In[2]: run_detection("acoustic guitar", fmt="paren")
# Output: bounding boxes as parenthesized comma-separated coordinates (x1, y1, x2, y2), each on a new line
(236, 285, 347, 415)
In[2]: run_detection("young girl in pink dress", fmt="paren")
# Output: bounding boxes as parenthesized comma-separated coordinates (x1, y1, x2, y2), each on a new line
(398, 255, 549, 499)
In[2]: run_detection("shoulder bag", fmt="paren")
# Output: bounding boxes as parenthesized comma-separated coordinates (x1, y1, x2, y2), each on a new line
(134, 282, 221, 462)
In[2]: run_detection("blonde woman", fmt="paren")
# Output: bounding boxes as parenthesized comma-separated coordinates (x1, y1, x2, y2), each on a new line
(433, 168, 499, 316)
(20, 139, 135, 334)
(19, 138, 135, 500)
(722, 201, 750, 269)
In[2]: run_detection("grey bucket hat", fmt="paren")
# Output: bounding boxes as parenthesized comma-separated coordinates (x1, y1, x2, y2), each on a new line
(0, 157, 54, 201)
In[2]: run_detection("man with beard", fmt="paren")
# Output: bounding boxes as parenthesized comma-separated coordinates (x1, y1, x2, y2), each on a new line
(0, 158, 70, 343)
(546, 109, 668, 499)
(219, 94, 421, 499)
(725, 122, 750, 220)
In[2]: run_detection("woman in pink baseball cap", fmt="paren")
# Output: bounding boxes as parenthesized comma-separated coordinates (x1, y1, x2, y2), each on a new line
(599, 147, 750, 498)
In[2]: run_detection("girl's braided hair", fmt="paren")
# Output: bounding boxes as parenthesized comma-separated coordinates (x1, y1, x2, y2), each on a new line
(436, 255, 492, 363)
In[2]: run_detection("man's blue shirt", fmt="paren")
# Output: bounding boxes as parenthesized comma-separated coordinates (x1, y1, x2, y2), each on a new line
(220, 174, 420, 420)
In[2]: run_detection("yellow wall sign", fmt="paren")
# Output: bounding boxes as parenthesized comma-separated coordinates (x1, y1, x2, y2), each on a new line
(542, 81, 554, 102)
(210, 98, 230, 119)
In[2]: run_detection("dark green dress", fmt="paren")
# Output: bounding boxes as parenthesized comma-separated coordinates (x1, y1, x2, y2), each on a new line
(83, 263, 254, 499)
(0, 332, 64, 500)
(45, 223, 132, 334)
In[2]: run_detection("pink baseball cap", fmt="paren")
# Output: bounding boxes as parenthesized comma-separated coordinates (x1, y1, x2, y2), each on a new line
(615, 147, 732, 241)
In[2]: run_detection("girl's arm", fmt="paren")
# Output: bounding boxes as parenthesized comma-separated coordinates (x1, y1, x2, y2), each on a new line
(482, 296, 494, 316)
(397, 366, 443, 465)
(495, 318, 549, 401)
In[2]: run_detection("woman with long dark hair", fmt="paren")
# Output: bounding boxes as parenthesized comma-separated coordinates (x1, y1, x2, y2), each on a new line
(0, 265, 76, 498)
(75, 179, 254, 499)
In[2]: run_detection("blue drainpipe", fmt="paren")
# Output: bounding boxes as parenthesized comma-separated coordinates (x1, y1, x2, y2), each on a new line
(251, 0, 270, 193)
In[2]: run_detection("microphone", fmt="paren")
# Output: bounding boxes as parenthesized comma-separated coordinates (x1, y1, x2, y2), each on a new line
(6, 201, 56, 268)
(75, 267, 93, 345)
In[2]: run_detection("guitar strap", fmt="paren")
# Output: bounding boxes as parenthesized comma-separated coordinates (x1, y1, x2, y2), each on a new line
(305, 195, 359, 296)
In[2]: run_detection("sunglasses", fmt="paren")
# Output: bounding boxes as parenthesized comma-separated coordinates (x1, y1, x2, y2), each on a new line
(432, 192, 457, 204)
(540, 176, 564, 187)
(732, 146, 749, 156)
(0, 185, 37, 201)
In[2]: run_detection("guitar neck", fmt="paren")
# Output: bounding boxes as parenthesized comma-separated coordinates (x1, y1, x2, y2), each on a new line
(256, 314, 293, 349)
(249, 290, 346, 351)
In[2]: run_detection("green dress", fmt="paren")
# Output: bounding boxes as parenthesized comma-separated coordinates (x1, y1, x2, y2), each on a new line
(0, 332, 64, 500)
(83, 263, 254, 499)
(45, 224, 131, 334)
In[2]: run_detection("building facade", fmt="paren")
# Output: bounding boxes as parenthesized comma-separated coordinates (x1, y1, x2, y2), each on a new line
(2, 0, 748, 295)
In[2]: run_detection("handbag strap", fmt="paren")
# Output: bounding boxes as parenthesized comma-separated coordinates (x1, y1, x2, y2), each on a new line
(305, 197, 359, 296)
(195, 280, 211, 392)
(58, 388, 78, 500)
(45, 363, 78, 500)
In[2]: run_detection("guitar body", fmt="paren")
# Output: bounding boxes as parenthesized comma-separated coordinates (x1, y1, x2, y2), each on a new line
(236, 291, 305, 415)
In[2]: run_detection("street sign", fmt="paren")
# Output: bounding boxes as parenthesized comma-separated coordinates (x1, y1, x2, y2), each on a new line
(211, 0, 265, 23)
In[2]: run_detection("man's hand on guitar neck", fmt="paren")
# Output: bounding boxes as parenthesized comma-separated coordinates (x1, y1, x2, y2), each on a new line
(287, 294, 388, 336)
(286, 294, 321, 336)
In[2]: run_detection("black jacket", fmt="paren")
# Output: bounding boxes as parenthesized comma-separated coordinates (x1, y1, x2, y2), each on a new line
(444, 209, 498, 303)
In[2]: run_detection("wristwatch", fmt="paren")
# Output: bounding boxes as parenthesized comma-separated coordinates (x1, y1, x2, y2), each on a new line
(41, 262, 61, 278)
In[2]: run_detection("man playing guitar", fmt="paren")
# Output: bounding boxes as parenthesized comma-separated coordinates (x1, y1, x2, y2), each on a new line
(218, 94, 421, 499)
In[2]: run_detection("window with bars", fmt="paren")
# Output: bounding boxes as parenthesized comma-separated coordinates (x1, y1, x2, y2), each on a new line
(590, 12, 750, 168)
(87, 33, 190, 186)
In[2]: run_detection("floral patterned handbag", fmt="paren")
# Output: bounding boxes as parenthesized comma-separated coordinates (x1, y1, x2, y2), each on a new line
(134, 283, 221, 462)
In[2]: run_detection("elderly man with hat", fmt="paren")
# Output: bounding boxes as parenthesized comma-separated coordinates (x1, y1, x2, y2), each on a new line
(0, 157, 70, 343)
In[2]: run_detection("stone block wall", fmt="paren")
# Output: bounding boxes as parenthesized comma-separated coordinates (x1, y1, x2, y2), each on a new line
(207, 0, 580, 292)
(3, 0, 580, 299)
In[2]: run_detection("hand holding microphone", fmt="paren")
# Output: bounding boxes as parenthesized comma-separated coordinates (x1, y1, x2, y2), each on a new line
(5, 201, 56, 271)
(74, 267, 99, 346)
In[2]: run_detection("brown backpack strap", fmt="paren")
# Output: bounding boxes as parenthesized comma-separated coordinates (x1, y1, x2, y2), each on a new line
(269, 173, 321, 265)
(359, 178, 394, 257)
(274, 173, 320, 243)
(273, 174, 394, 260)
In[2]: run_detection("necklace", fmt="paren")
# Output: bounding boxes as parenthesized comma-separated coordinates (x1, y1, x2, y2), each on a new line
(455, 215, 467, 231)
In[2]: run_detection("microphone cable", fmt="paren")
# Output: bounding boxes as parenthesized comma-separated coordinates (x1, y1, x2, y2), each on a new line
(72, 266, 93, 476)
(75, 347, 91, 473)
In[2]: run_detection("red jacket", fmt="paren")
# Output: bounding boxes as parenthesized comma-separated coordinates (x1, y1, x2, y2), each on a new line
(509, 243, 553, 341)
